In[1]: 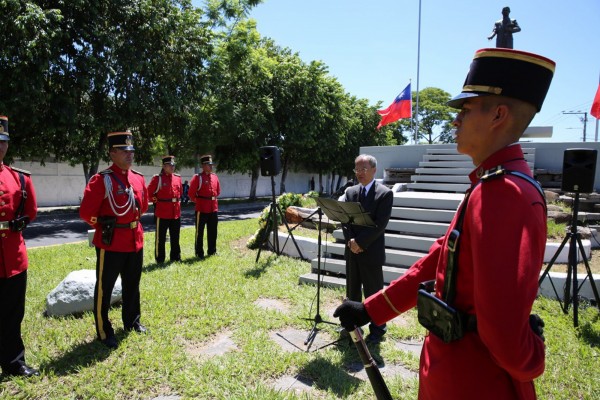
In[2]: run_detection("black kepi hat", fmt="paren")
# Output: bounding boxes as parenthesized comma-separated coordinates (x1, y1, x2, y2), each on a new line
(200, 154, 214, 165)
(107, 131, 135, 151)
(0, 116, 10, 141)
(162, 155, 175, 165)
(447, 48, 555, 112)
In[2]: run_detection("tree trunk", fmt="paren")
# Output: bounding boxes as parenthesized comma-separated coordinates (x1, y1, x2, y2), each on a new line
(329, 172, 335, 194)
(83, 160, 100, 184)
(249, 165, 259, 200)
(280, 156, 288, 194)
(335, 173, 343, 191)
(318, 172, 324, 195)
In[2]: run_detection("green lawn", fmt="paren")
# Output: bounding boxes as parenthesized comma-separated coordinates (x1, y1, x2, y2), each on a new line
(1, 218, 599, 399)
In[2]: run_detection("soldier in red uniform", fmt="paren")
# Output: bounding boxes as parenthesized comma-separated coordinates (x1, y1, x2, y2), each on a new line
(334, 48, 555, 399)
(79, 131, 149, 349)
(189, 155, 220, 259)
(147, 155, 182, 263)
(0, 116, 39, 377)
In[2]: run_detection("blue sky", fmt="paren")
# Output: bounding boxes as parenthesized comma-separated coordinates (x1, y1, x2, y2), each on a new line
(199, 1, 600, 142)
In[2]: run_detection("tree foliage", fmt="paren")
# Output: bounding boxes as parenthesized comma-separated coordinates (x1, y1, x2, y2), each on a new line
(0, 1, 454, 198)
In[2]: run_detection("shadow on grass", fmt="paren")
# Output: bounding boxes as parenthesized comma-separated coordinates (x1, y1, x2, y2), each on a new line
(244, 254, 277, 279)
(38, 330, 130, 376)
(298, 357, 361, 397)
(293, 335, 390, 397)
(579, 305, 600, 346)
(142, 255, 205, 273)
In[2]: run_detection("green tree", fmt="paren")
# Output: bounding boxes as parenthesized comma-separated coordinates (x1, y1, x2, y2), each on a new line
(0, 0, 262, 182)
(208, 21, 278, 199)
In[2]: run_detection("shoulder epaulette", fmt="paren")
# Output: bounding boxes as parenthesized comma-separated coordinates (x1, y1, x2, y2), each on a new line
(153, 174, 159, 177)
(480, 167, 546, 208)
(174, 173, 181, 177)
(100, 169, 113, 175)
(9, 166, 31, 176)
(131, 169, 144, 176)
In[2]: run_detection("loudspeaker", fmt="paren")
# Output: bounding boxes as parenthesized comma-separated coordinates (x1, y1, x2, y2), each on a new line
(561, 148, 597, 193)
(259, 146, 281, 177)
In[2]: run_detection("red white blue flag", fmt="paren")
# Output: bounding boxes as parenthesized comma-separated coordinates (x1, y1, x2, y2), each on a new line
(377, 83, 412, 129)
(591, 83, 600, 119)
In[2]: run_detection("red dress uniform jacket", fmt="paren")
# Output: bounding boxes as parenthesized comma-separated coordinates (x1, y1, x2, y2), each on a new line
(189, 172, 220, 213)
(147, 172, 182, 219)
(365, 145, 546, 400)
(80, 164, 149, 252)
(0, 165, 37, 278)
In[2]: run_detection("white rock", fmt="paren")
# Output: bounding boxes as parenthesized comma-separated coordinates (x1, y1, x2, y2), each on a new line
(46, 269, 122, 317)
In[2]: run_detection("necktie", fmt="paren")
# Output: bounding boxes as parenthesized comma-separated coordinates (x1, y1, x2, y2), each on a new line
(360, 187, 367, 202)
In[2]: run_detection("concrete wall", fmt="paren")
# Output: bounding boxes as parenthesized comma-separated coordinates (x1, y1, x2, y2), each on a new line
(16, 141, 600, 206)
(13, 160, 321, 207)
(361, 141, 600, 191)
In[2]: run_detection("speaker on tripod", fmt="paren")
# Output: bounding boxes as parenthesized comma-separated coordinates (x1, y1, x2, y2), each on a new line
(259, 146, 281, 177)
(539, 148, 600, 327)
(255, 146, 302, 263)
(561, 148, 597, 193)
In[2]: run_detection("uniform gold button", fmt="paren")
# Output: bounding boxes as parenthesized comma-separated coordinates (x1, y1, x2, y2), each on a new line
(0, 212, 5, 216)
(0, 191, 4, 195)
(0, 202, 5, 205)
(1, 233, 5, 238)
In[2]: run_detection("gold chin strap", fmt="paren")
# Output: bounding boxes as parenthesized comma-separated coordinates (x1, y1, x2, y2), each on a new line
(462, 85, 502, 95)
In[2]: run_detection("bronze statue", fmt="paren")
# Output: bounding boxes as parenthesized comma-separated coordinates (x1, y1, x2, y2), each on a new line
(488, 7, 521, 49)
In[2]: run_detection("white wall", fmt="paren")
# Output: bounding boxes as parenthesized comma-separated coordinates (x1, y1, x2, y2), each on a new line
(20, 141, 600, 206)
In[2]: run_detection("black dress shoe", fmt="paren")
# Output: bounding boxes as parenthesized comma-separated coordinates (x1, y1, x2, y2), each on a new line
(126, 322, 148, 334)
(101, 335, 118, 349)
(366, 333, 384, 345)
(4, 363, 40, 377)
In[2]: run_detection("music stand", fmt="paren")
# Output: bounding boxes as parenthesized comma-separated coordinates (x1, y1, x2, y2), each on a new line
(302, 197, 375, 350)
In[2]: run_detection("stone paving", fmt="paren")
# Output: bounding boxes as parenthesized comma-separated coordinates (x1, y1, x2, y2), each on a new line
(152, 297, 423, 399)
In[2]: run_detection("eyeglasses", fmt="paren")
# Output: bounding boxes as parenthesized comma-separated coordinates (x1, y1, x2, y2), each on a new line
(353, 167, 370, 174)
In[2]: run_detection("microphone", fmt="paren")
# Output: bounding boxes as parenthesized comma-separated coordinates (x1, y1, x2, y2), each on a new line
(331, 180, 354, 199)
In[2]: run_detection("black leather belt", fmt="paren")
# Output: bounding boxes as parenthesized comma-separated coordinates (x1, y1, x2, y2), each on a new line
(198, 196, 216, 200)
(157, 198, 178, 202)
(115, 221, 138, 229)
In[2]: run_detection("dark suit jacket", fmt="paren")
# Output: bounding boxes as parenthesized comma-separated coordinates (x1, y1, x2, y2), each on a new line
(342, 181, 393, 266)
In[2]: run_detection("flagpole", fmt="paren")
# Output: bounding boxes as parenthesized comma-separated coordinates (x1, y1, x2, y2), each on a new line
(409, 79, 413, 134)
(414, 0, 422, 144)
(596, 71, 599, 142)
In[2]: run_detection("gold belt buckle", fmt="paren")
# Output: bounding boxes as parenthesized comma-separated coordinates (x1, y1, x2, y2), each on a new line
(130, 221, 138, 229)
(0, 221, 9, 230)
(211, 196, 216, 200)
(172, 198, 177, 202)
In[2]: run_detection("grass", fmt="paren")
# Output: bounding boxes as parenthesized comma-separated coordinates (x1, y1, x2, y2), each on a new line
(1, 218, 599, 399)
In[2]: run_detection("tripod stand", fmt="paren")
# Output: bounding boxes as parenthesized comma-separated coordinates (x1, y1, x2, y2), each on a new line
(255, 175, 303, 263)
(539, 191, 600, 327)
(301, 198, 375, 350)
(302, 206, 338, 350)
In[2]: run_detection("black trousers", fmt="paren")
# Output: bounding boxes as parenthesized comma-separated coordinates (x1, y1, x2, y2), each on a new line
(0, 270, 27, 369)
(94, 248, 143, 340)
(155, 217, 181, 263)
(195, 211, 218, 257)
(346, 252, 387, 337)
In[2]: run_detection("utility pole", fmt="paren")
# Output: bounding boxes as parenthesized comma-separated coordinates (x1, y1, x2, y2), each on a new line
(563, 111, 588, 142)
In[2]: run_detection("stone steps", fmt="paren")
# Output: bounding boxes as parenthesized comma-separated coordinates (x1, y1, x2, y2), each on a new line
(300, 145, 547, 291)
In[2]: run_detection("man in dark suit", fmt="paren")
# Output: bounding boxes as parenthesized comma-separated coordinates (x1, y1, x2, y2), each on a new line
(341, 154, 393, 343)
